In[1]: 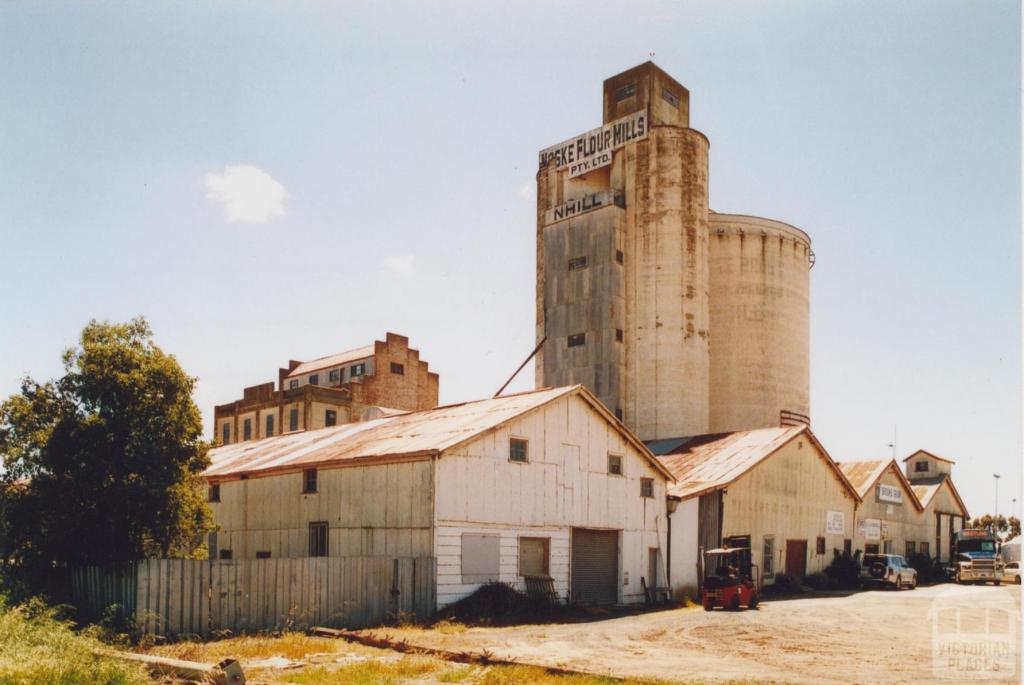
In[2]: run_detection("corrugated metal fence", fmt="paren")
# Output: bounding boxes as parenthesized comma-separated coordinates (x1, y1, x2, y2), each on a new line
(71, 556, 436, 636)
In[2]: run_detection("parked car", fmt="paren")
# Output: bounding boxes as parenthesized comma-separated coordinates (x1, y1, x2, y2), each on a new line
(860, 554, 918, 589)
(1002, 561, 1021, 585)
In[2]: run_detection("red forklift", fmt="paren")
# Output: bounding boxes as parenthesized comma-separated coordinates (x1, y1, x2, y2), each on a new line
(701, 544, 759, 611)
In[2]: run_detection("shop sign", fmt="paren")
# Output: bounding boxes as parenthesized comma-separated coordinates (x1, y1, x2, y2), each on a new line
(826, 510, 845, 535)
(877, 483, 903, 504)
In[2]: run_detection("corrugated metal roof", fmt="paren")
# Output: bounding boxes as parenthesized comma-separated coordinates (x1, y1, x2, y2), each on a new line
(286, 344, 376, 378)
(910, 473, 968, 517)
(837, 460, 889, 498)
(651, 426, 819, 500)
(902, 449, 956, 464)
(205, 385, 673, 481)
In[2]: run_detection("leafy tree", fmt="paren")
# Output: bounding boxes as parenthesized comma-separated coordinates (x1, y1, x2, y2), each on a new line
(969, 513, 1021, 541)
(0, 318, 212, 581)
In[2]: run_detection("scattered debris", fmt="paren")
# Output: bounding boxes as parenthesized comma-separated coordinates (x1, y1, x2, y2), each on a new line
(96, 649, 245, 684)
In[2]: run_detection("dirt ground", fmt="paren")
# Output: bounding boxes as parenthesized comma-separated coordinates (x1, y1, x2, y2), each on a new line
(379, 584, 1021, 685)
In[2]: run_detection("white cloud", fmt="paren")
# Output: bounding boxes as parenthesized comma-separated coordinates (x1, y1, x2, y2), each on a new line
(204, 164, 286, 223)
(382, 254, 416, 279)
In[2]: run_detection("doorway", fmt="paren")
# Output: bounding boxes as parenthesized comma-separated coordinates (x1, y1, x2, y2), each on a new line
(785, 539, 808, 578)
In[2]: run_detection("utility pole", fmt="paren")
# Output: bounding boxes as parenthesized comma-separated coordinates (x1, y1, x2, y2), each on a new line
(994, 473, 1001, 518)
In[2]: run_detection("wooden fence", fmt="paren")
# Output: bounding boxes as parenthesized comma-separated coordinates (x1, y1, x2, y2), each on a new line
(70, 556, 436, 636)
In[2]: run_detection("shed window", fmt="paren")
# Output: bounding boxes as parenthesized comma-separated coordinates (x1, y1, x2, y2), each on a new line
(763, 536, 775, 576)
(329, 368, 341, 382)
(208, 484, 220, 503)
(615, 329, 624, 343)
(325, 409, 337, 427)
(350, 363, 365, 377)
(309, 374, 319, 386)
(906, 541, 916, 558)
(608, 454, 623, 475)
(843, 538, 852, 555)
(568, 256, 588, 271)
(243, 418, 252, 441)
(920, 542, 930, 557)
(661, 87, 680, 108)
(265, 414, 274, 437)
(289, 407, 299, 432)
(519, 537, 550, 577)
(461, 533, 500, 583)
(509, 437, 528, 463)
(390, 362, 405, 375)
(289, 379, 299, 389)
(614, 407, 623, 421)
(615, 249, 624, 264)
(219, 549, 232, 560)
(640, 478, 654, 498)
(308, 521, 328, 557)
(221, 423, 230, 445)
(302, 468, 318, 494)
(256, 551, 271, 559)
(615, 82, 636, 101)
(915, 461, 929, 472)
(816, 537, 826, 555)
(568, 333, 586, 347)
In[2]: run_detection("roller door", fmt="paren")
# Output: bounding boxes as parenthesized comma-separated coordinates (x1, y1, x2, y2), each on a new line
(571, 528, 618, 605)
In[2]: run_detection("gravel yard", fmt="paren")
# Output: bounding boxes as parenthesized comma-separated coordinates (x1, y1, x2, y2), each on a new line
(380, 584, 1020, 685)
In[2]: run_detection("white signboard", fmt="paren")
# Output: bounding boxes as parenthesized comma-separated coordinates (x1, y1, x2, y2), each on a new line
(826, 510, 845, 535)
(858, 517, 881, 541)
(877, 483, 903, 504)
(545, 191, 618, 225)
(538, 111, 648, 178)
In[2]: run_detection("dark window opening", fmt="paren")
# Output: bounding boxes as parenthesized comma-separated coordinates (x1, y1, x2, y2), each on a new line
(350, 363, 365, 377)
(256, 551, 271, 559)
(615, 83, 636, 101)
(325, 410, 337, 427)
(615, 329, 624, 343)
(816, 537, 826, 555)
(309, 521, 328, 557)
(303, 468, 318, 494)
(661, 88, 680, 108)
(329, 369, 341, 382)
(265, 414, 274, 437)
(843, 539, 852, 555)
(568, 256, 588, 271)
(920, 542, 930, 557)
(614, 407, 623, 421)
(289, 407, 299, 432)
(390, 362, 405, 375)
(208, 484, 220, 502)
(615, 249, 624, 264)
(915, 461, 929, 472)
(221, 423, 230, 445)
(906, 541, 916, 558)
(510, 437, 528, 463)
(608, 454, 623, 475)
(289, 379, 299, 389)
(243, 418, 252, 441)
(640, 478, 654, 498)
(568, 333, 586, 347)
(309, 374, 319, 386)
(219, 549, 232, 560)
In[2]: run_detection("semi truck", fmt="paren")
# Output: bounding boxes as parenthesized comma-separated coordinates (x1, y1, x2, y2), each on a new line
(951, 528, 1002, 585)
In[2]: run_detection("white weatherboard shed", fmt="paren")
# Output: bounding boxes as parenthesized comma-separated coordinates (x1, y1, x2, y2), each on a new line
(205, 385, 673, 608)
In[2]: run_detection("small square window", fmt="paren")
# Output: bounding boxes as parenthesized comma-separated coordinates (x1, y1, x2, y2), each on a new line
(243, 418, 252, 441)
(350, 363, 365, 377)
(309, 374, 319, 386)
(568, 256, 588, 271)
(289, 379, 299, 390)
(208, 484, 220, 502)
(256, 550, 271, 559)
(325, 410, 337, 427)
(615, 329, 624, 343)
(615, 82, 636, 101)
(661, 87, 680, 108)
(303, 468, 318, 494)
(640, 478, 654, 498)
(265, 414, 274, 437)
(390, 362, 405, 375)
(816, 537, 826, 555)
(289, 407, 299, 432)
(915, 461, 929, 472)
(219, 549, 232, 560)
(510, 437, 528, 463)
(221, 423, 230, 445)
(329, 369, 341, 383)
(568, 333, 586, 347)
(615, 249, 624, 264)
(608, 454, 623, 476)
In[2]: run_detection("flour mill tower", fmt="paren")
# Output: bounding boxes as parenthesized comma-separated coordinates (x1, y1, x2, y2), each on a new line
(535, 62, 812, 441)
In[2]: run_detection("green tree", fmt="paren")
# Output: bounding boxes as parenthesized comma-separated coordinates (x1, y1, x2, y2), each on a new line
(969, 514, 1021, 540)
(0, 318, 212, 581)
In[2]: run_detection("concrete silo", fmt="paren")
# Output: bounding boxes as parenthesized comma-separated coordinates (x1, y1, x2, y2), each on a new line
(707, 213, 812, 433)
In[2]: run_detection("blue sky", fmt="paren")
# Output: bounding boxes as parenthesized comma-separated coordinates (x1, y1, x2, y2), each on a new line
(0, 1, 1019, 517)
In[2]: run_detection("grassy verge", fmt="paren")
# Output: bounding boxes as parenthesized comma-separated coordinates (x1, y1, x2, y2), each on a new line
(0, 597, 148, 685)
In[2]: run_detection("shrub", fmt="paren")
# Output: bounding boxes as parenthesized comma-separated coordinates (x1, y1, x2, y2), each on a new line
(907, 552, 947, 584)
(824, 548, 862, 589)
(765, 572, 803, 595)
(804, 572, 829, 590)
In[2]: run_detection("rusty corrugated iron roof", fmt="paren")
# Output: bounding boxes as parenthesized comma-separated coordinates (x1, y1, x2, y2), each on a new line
(902, 449, 956, 464)
(837, 458, 924, 511)
(910, 473, 969, 517)
(286, 344, 376, 378)
(648, 425, 858, 502)
(205, 385, 673, 481)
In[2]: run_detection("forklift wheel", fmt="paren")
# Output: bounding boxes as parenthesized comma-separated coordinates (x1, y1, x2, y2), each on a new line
(748, 593, 759, 609)
(728, 594, 741, 611)
(703, 602, 714, 612)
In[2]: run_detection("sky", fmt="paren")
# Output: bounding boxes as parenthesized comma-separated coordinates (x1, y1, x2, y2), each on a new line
(0, 1, 1019, 518)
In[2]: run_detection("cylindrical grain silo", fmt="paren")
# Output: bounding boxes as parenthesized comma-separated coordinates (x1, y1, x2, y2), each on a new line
(707, 213, 811, 433)
(621, 126, 711, 440)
